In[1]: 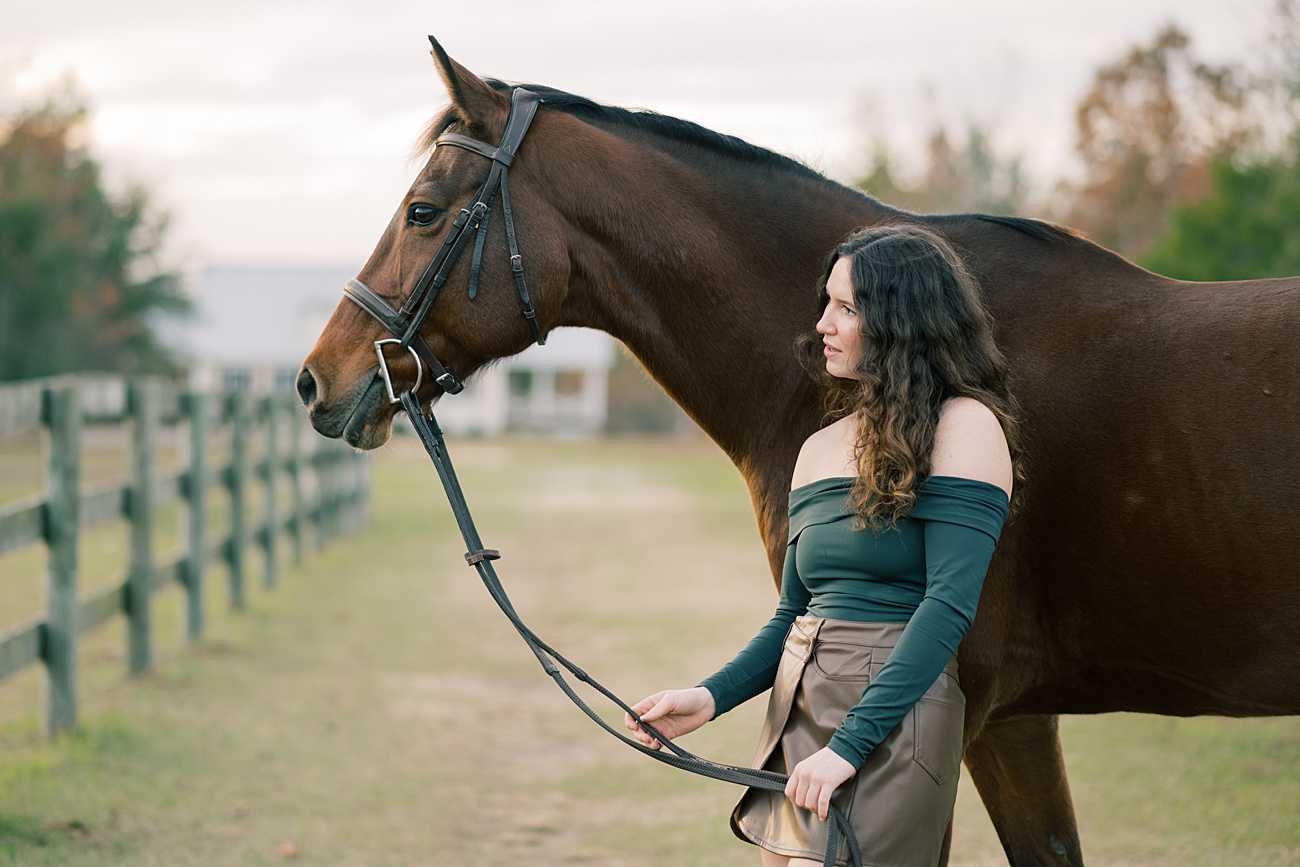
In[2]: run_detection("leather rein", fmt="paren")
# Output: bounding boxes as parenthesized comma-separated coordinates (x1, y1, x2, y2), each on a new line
(341, 86, 863, 867)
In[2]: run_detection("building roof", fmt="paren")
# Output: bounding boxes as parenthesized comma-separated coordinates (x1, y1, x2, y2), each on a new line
(171, 266, 614, 371)
(169, 265, 353, 368)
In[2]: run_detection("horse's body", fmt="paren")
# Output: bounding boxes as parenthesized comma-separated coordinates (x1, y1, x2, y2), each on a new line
(299, 42, 1300, 866)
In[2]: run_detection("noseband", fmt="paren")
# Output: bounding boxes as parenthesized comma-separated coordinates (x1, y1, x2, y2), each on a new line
(342, 87, 546, 401)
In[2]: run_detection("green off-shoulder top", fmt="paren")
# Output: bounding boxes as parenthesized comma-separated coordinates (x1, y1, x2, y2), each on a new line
(699, 475, 1010, 768)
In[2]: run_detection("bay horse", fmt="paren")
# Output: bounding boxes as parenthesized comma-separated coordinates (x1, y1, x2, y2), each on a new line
(297, 39, 1300, 866)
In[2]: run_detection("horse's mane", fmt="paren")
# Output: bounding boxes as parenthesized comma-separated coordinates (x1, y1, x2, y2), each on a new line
(970, 214, 1084, 243)
(421, 81, 1084, 248)
(420, 78, 845, 192)
(925, 213, 1086, 244)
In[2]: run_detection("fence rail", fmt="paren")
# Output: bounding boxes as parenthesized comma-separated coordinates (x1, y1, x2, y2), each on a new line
(0, 375, 369, 737)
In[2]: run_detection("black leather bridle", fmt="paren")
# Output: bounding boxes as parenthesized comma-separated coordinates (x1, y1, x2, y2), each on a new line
(341, 82, 864, 867)
(342, 86, 546, 401)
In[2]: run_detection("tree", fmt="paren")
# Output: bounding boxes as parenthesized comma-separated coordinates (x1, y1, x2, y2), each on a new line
(1062, 25, 1256, 260)
(856, 122, 1030, 217)
(1141, 149, 1300, 281)
(0, 90, 188, 381)
(1136, 2, 1300, 281)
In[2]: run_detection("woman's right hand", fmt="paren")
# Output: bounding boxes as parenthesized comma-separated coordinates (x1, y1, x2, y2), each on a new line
(624, 687, 717, 749)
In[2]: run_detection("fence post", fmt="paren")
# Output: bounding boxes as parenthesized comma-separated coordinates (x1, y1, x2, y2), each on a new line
(43, 384, 81, 737)
(343, 451, 356, 533)
(127, 379, 157, 675)
(184, 392, 208, 641)
(340, 453, 354, 534)
(359, 453, 371, 530)
(227, 391, 248, 610)
(310, 441, 327, 551)
(362, 454, 372, 529)
(289, 410, 305, 562)
(323, 448, 339, 545)
(263, 398, 279, 589)
(348, 453, 366, 533)
(316, 449, 330, 546)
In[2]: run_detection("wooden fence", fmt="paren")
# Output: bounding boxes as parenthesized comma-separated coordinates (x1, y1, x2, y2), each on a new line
(0, 375, 370, 738)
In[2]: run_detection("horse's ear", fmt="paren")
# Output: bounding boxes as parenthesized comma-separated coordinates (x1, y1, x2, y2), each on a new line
(428, 36, 508, 133)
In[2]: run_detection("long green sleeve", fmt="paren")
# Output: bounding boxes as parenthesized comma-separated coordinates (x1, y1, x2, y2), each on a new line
(825, 513, 1001, 766)
(698, 538, 809, 716)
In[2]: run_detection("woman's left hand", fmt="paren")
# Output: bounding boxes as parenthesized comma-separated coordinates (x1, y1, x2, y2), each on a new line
(785, 747, 856, 820)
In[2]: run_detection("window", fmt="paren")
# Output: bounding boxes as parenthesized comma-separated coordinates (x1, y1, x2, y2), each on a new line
(508, 370, 533, 396)
(555, 370, 584, 396)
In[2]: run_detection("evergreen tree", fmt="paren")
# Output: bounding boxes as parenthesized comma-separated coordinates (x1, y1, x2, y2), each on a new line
(1142, 151, 1300, 281)
(0, 94, 189, 381)
(855, 122, 1030, 217)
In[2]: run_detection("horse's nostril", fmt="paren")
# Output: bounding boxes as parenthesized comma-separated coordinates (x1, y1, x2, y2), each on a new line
(296, 366, 318, 407)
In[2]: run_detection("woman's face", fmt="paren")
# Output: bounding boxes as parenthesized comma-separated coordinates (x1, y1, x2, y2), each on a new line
(816, 258, 863, 379)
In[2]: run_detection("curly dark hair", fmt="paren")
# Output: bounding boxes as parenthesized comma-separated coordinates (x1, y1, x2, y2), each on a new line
(796, 223, 1026, 529)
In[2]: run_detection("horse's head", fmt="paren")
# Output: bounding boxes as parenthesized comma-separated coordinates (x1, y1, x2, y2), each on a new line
(298, 39, 571, 448)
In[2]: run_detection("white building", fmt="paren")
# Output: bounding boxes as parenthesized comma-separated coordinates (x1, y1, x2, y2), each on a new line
(433, 329, 613, 437)
(174, 266, 615, 436)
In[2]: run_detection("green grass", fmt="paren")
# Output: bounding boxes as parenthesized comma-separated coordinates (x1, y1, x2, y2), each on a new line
(0, 435, 1296, 865)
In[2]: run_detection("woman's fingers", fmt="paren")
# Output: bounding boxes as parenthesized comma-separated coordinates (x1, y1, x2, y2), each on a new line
(640, 697, 675, 749)
(625, 692, 674, 749)
(785, 775, 806, 808)
(623, 688, 713, 750)
(787, 779, 828, 821)
(786, 748, 854, 820)
(628, 692, 664, 718)
(625, 693, 665, 731)
(638, 697, 669, 722)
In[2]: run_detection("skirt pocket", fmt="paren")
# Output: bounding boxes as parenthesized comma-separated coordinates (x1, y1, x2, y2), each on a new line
(911, 685, 965, 786)
(809, 640, 874, 682)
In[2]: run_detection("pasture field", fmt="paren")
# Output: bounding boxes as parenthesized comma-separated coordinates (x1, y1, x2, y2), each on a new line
(0, 436, 1296, 866)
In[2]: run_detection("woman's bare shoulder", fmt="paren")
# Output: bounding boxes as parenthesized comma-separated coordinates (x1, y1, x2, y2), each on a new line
(790, 416, 856, 490)
(931, 398, 1013, 496)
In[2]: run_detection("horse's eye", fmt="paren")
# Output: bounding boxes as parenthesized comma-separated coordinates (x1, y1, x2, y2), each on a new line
(406, 204, 441, 227)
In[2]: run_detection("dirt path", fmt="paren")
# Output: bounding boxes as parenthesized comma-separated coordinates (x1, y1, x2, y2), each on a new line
(0, 438, 1294, 866)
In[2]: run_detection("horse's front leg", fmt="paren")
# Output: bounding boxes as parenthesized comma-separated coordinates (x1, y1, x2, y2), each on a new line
(963, 713, 1083, 866)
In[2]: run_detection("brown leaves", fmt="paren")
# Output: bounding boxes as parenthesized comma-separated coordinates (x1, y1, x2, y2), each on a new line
(1065, 24, 1257, 258)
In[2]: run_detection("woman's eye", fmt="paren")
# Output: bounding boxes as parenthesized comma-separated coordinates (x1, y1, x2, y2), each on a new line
(406, 204, 441, 227)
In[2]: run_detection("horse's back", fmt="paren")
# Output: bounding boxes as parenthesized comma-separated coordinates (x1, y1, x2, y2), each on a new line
(943, 218, 1300, 717)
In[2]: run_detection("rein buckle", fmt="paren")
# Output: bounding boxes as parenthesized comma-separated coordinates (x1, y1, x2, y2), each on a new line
(465, 548, 501, 566)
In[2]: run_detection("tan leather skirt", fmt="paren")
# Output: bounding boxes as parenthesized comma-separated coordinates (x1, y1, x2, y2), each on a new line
(731, 615, 965, 867)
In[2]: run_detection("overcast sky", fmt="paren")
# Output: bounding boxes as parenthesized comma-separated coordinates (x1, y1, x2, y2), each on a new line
(2, 0, 1275, 272)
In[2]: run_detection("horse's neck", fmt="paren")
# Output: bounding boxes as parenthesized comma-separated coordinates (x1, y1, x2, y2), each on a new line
(544, 129, 887, 550)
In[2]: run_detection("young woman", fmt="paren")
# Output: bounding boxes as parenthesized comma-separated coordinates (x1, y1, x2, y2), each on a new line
(625, 224, 1023, 866)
